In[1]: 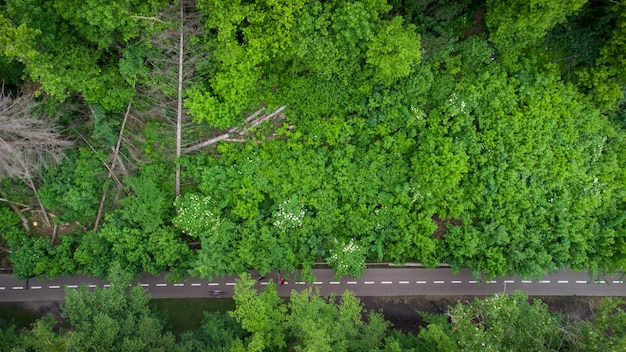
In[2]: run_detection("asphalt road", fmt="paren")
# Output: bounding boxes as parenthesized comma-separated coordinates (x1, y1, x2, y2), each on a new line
(0, 268, 624, 302)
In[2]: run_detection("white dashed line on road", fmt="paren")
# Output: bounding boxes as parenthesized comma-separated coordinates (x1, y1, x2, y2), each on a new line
(434, 281, 444, 284)
(576, 280, 587, 284)
(0, 287, 4, 290)
(12, 286, 23, 290)
(504, 280, 515, 284)
(381, 281, 392, 284)
(539, 280, 550, 284)
(67, 285, 78, 289)
(295, 281, 306, 285)
(313, 281, 323, 285)
(49, 285, 60, 289)
(226, 282, 236, 286)
(347, 281, 357, 285)
(330, 281, 340, 285)
(399, 281, 410, 284)
(469, 280, 477, 284)
(89, 284, 98, 288)
(521, 280, 533, 284)
(31, 286, 41, 289)
(208, 283, 219, 286)
(364, 281, 374, 285)
(416, 281, 427, 284)
(156, 283, 167, 287)
(174, 284, 184, 287)
(260, 282, 269, 285)
(558, 280, 569, 284)
(451, 281, 462, 284)
(596, 280, 606, 284)
(613, 281, 624, 284)
(191, 283, 201, 287)
(487, 280, 497, 284)
(103, 284, 111, 288)
(139, 283, 149, 287)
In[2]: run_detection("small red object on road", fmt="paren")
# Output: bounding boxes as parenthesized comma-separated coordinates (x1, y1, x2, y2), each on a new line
(280, 278, 285, 285)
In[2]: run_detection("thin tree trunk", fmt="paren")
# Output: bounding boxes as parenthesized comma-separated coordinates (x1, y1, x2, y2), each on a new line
(26, 177, 51, 227)
(94, 103, 131, 231)
(0, 191, 29, 233)
(175, 0, 184, 198)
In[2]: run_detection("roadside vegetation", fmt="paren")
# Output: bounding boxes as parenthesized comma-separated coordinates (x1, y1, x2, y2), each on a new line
(0, 267, 625, 351)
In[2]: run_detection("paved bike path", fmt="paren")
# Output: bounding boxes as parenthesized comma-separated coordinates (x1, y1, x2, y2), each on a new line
(0, 268, 624, 302)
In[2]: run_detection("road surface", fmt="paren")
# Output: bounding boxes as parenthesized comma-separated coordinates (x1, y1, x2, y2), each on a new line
(0, 268, 624, 302)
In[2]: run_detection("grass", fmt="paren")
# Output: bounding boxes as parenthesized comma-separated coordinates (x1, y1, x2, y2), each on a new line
(149, 298, 236, 336)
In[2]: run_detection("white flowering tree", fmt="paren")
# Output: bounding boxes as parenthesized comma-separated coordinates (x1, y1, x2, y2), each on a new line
(326, 238, 367, 279)
(173, 193, 243, 279)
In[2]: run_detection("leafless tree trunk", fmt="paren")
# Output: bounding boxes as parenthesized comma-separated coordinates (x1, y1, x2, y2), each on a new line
(184, 106, 287, 154)
(93, 103, 131, 231)
(0, 190, 29, 233)
(176, 0, 184, 197)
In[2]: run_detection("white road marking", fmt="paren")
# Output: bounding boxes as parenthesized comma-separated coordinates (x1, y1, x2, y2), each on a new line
(31, 286, 42, 289)
(381, 281, 392, 284)
(191, 283, 201, 287)
(416, 281, 427, 284)
(208, 283, 219, 286)
(12, 286, 23, 290)
(174, 284, 184, 287)
(330, 281, 341, 285)
(487, 280, 497, 284)
(451, 281, 462, 284)
(296, 281, 306, 285)
(49, 285, 60, 289)
(156, 283, 167, 287)
(504, 280, 515, 284)
(89, 284, 98, 288)
(364, 281, 375, 285)
(558, 280, 569, 284)
(469, 280, 477, 284)
(539, 280, 550, 284)
(103, 284, 111, 288)
(314, 281, 323, 285)
(521, 280, 532, 284)
(399, 281, 410, 284)
(226, 282, 236, 286)
(434, 281, 445, 284)
(260, 282, 269, 285)
(67, 285, 78, 289)
(613, 281, 624, 284)
(596, 280, 606, 284)
(347, 281, 357, 285)
(576, 280, 587, 284)
(0, 287, 4, 290)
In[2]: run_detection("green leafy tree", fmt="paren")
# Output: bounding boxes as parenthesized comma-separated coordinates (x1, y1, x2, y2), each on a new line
(61, 262, 177, 351)
(486, 0, 587, 65)
(443, 291, 564, 351)
(229, 273, 287, 352)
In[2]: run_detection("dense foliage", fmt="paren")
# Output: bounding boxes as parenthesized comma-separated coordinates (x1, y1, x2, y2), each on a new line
(0, 0, 625, 281)
(0, 273, 624, 351)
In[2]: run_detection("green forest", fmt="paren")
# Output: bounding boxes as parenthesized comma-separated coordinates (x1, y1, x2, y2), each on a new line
(1, 0, 626, 282)
(1, 266, 625, 351)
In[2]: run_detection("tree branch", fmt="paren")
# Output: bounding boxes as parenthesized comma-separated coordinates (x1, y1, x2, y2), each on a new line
(183, 105, 286, 154)
(94, 102, 131, 231)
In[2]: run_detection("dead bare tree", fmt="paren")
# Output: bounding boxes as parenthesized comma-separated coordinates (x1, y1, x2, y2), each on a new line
(133, 0, 209, 197)
(0, 90, 72, 227)
(183, 106, 287, 154)
(176, 0, 184, 197)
